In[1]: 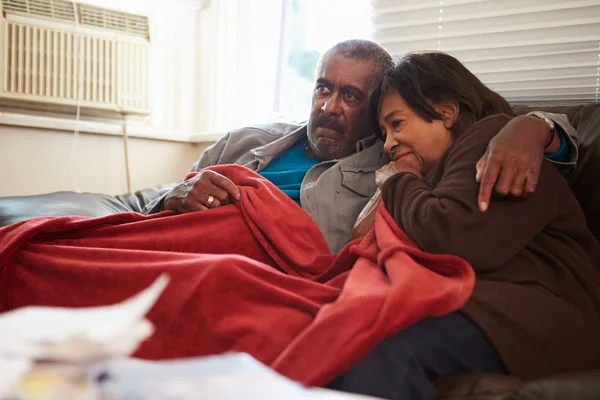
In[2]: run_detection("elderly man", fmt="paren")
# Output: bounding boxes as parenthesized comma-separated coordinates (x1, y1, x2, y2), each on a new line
(145, 39, 577, 253)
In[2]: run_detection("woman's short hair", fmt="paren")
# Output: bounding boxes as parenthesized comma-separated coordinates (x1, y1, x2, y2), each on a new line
(368, 51, 515, 138)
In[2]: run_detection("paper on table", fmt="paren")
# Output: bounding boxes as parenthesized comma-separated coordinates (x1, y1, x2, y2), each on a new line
(100, 353, 382, 400)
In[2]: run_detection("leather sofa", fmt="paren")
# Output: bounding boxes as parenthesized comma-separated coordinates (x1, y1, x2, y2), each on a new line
(1, 104, 599, 399)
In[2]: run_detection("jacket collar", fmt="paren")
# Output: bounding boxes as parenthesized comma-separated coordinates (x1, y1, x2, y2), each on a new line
(250, 123, 381, 169)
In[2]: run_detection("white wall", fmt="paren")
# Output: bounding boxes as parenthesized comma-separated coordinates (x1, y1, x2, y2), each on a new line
(0, 125, 211, 197)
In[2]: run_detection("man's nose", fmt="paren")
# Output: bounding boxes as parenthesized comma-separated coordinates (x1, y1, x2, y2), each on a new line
(321, 93, 342, 116)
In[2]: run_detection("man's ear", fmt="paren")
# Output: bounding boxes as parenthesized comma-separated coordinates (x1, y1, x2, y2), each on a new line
(436, 103, 459, 129)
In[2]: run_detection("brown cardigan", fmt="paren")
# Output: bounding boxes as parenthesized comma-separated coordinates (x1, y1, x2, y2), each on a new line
(381, 114, 600, 380)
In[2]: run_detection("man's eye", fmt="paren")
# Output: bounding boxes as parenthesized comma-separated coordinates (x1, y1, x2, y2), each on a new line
(344, 92, 357, 102)
(315, 85, 329, 93)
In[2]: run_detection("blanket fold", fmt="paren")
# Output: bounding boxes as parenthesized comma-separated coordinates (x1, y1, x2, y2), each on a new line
(0, 165, 474, 386)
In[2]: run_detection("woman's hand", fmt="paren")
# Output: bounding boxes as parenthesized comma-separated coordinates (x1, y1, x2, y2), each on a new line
(354, 159, 424, 239)
(376, 159, 424, 188)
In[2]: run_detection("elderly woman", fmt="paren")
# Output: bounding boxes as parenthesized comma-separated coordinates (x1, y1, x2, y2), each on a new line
(329, 52, 600, 400)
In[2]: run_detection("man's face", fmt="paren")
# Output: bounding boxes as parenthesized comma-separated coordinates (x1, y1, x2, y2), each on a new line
(307, 54, 376, 161)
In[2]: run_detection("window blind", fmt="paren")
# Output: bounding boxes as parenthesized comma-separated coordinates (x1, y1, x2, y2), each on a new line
(371, 0, 600, 105)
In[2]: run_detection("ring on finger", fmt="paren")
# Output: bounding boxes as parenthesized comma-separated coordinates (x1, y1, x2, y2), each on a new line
(207, 195, 215, 207)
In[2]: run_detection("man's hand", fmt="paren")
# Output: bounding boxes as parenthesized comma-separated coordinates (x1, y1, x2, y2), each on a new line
(163, 170, 241, 213)
(476, 115, 552, 212)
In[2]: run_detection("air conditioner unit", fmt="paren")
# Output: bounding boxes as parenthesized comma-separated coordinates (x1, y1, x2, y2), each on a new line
(0, 0, 150, 115)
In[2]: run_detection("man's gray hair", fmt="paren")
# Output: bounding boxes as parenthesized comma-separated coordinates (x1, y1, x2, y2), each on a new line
(318, 39, 393, 83)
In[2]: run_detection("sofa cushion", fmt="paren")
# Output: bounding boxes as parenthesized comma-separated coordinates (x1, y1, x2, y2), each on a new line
(0, 191, 134, 227)
(513, 369, 600, 400)
(565, 104, 600, 241)
(0, 185, 171, 228)
(435, 370, 600, 400)
(435, 373, 524, 400)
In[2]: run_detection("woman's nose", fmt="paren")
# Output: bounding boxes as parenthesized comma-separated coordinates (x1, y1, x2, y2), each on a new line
(384, 135, 399, 154)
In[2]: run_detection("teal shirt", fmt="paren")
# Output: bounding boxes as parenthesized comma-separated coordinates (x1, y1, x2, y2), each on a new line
(258, 137, 320, 205)
(545, 125, 570, 162)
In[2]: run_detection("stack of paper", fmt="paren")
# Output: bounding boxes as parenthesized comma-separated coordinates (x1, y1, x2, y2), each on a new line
(0, 274, 170, 399)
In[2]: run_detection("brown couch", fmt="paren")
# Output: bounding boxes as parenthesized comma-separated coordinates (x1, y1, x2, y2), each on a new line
(1, 104, 599, 399)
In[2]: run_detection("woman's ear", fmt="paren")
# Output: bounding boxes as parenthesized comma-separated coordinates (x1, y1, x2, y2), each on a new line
(436, 103, 459, 129)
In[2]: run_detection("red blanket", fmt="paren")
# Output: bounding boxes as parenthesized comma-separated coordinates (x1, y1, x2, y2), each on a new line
(0, 165, 474, 386)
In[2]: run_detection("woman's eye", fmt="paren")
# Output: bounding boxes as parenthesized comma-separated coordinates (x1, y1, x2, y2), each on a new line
(391, 120, 403, 129)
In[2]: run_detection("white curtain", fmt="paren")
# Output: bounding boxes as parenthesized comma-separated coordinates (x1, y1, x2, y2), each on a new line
(195, 0, 285, 136)
(79, 0, 285, 138)
(371, 0, 600, 105)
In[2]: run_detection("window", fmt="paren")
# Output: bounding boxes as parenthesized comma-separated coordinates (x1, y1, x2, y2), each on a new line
(276, 0, 373, 121)
(0, 0, 380, 139)
(194, 0, 373, 136)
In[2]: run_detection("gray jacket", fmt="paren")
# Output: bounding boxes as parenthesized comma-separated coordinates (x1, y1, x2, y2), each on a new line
(145, 114, 578, 253)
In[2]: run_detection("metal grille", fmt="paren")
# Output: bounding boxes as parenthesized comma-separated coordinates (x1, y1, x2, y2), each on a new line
(2, 1, 150, 39)
(3, 0, 76, 23)
(78, 4, 149, 39)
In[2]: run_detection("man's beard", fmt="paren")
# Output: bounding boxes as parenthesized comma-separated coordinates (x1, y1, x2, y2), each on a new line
(306, 115, 351, 161)
(307, 133, 354, 161)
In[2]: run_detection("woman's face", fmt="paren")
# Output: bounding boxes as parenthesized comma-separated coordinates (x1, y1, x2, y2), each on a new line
(378, 89, 455, 175)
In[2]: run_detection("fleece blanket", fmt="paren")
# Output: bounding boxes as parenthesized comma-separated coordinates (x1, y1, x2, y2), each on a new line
(0, 165, 474, 386)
